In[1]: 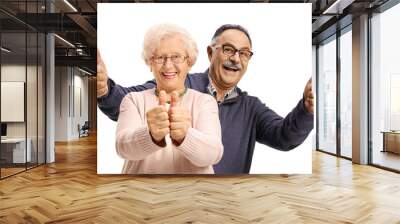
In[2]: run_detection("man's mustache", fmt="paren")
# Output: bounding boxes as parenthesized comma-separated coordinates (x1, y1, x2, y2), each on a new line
(223, 61, 242, 71)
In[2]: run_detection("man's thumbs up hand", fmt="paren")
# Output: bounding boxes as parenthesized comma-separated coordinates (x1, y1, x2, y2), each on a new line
(97, 49, 109, 98)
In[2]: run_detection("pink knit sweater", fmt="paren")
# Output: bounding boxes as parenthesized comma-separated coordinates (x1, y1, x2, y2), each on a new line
(115, 88, 223, 174)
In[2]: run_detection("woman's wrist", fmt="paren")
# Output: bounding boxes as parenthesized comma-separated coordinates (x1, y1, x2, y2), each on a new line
(150, 134, 167, 147)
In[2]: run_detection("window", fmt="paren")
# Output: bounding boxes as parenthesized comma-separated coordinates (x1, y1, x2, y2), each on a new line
(339, 28, 352, 158)
(371, 2, 400, 171)
(0, 1, 46, 179)
(318, 35, 337, 155)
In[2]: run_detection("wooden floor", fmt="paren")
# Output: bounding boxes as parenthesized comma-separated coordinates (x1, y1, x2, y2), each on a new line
(1, 134, 400, 223)
(373, 151, 400, 171)
(1, 163, 44, 178)
(0, 167, 26, 178)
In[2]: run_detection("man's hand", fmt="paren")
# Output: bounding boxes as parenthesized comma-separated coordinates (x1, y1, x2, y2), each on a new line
(97, 49, 109, 98)
(146, 90, 170, 145)
(303, 78, 314, 114)
(169, 91, 191, 145)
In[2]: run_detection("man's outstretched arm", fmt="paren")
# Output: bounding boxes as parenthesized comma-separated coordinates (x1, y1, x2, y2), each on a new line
(97, 49, 155, 121)
(255, 79, 314, 150)
(97, 79, 156, 121)
(255, 98, 314, 150)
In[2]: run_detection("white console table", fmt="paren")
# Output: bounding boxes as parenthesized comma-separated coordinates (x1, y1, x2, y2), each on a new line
(1, 138, 32, 163)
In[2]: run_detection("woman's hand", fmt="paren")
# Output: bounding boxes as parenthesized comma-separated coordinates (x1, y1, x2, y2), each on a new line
(146, 91, 170, 145)
(169, 91, 191, 145)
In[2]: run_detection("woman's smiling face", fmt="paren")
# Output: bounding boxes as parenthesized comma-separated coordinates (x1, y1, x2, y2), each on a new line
(151, 35, 191, 93)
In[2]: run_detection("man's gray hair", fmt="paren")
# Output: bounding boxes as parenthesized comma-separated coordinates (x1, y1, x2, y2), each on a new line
(211, 24, 252, 46)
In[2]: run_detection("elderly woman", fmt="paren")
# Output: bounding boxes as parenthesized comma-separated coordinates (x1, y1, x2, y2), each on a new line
(115, 24, 223, 174)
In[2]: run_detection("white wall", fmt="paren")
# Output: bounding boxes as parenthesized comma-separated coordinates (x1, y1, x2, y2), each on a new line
(54, 67, 89, 141)
(97, 3, 312, 174)
(72, 72, 89, 138)
(55, 67, 67, 141)
(1, 65, 26, 81)
(1, 65, 29, 138)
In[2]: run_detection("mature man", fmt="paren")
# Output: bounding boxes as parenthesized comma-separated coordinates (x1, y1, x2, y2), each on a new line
(97, 24, 314, 174)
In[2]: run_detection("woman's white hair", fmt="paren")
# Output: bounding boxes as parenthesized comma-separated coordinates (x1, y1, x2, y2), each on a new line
(142, 23, 198, 67)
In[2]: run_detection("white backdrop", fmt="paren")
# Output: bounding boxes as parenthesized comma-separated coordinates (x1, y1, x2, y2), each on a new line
(97, 3, 313, 174)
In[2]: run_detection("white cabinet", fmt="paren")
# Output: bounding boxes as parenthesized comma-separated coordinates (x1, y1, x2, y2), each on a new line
(1, 138, 32, 163)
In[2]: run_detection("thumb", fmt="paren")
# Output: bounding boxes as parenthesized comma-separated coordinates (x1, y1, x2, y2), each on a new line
(304, 78, 312, 96)
(97, 48, 101, 61)
(97, 49, 107, 76)
(170, 91, 180, 107)
(159, 90, 167, 106)
(97, 49, 104, 67)
(307, 77, 312, 88)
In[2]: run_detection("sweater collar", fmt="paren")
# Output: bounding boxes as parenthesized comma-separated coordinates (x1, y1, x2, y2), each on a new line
(204, 69, 239, 103)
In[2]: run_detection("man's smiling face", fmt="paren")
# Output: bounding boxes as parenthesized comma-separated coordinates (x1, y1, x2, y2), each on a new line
(207, 29, 252, 91)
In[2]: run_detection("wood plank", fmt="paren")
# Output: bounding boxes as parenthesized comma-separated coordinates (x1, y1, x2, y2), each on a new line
(0, 134, 399, 223)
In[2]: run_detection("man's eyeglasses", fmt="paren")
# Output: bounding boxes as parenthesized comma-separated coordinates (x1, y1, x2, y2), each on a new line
(152, 54, 188, 64)
(214, 44, 253, 61)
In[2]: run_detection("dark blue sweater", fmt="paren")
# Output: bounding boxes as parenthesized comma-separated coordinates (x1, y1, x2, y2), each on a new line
(98, 72, 314, 174)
